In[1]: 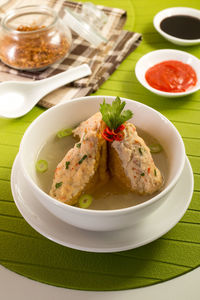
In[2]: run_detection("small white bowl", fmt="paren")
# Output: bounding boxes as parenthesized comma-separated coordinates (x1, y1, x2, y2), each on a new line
(135, 49, 200, 97)
(153, 7, 200, 46)
(18, 96, 186, 231)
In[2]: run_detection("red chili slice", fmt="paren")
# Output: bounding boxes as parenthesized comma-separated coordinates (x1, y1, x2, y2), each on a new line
(102, 124, 125, 142)
(102, 130, 114, 142)
(115, 132, 124, 141)
(105, 127, 112, 135)
(116, 124, 125, 132)
(105, 127, 117, 136)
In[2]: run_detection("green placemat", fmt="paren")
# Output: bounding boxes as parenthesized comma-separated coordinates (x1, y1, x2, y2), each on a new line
(1, 0, 200, 291)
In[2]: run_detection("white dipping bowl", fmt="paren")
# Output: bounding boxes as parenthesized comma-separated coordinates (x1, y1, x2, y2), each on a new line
(153, 7, 200, 46)
(18, 96, 185, 231)
(135, 49, 200, 98)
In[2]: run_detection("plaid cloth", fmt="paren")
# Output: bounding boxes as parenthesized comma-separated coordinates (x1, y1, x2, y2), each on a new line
(0, 0, 142, 108)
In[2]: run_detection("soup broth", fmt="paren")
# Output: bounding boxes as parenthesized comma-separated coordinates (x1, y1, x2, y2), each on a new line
(36, 127, 169, 210)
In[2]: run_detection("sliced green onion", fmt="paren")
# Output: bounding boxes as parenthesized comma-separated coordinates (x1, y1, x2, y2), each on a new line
(78, 154, 87, 164)
(36, 159, 48, 173)
(149, 143, 162, 153)
(55, 182, 63, 189)
(78, 194, 93, 209)
(76, 143, 81, 148)
(57, 128, 73, 138)
(65, 161, 70, 169)
(141, 172, 145, 176)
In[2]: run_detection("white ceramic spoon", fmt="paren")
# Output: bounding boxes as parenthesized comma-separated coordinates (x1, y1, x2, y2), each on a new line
(0, 64, 91, 118)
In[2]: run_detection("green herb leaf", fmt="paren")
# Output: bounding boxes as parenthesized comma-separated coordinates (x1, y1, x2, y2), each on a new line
(78, 154, 87, 164)
(141, 173, 145, 176)
(55, 182, 62, 189)
(100, 96, 133, 130)
(65, 161, 70, 169)
(76, 143, 81, 148)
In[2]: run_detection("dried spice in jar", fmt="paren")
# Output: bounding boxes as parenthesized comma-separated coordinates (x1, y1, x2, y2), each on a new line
(0, 6, 72, 71)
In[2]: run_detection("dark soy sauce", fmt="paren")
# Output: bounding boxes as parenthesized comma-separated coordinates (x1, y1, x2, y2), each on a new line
(160, 15, 200, 40)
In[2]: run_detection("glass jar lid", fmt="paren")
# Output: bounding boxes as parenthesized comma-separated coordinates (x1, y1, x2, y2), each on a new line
(64, 2, 108, 47)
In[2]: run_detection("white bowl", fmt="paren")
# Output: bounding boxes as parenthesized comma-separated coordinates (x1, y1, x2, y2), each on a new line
(18, 96, 186, 231)
(135, 49, 200, 97)
(153, 7, 200, 46)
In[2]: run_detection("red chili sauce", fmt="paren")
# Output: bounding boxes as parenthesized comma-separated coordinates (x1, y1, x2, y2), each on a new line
(145, 60, 197, 93)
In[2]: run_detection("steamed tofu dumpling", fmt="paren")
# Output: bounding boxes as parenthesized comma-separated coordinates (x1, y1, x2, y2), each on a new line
(73, 112, 102, 138)
(49, 112, 109, 205)
(109, 122, 163, 195)
(73, 112, 109, 192)
(49, 98, 164, 206)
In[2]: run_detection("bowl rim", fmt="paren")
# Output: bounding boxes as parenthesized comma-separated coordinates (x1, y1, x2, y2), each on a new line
(135, 49, 200, 97)
(153, 7, 200, 44)
(19, 95, 186, 216)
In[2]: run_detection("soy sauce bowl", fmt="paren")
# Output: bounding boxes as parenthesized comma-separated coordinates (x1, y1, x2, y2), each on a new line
(153, 7, 200, 46)
(135, 49, 200, 98)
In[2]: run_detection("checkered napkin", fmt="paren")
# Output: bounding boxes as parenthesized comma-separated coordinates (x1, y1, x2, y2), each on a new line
(0, 0, 142, 108)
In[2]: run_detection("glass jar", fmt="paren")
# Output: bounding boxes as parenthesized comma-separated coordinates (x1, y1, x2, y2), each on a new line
(0, 5, 72, 71)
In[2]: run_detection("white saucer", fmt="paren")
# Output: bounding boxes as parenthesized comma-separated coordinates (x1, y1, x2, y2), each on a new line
(11, 154, 193, 253)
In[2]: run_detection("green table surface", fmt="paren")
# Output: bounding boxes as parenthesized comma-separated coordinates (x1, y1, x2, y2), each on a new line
(0, 0, 200, 291)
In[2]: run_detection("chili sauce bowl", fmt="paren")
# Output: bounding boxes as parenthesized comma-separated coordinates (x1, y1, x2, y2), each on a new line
(17, 96, 185, 231)
(135, 49, 200, 98)
(153, 7, 200, 46)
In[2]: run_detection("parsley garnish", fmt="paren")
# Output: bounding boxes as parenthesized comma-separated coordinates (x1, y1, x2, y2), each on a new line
(76, 143, 81, 148)
(100, 96, 133, 130)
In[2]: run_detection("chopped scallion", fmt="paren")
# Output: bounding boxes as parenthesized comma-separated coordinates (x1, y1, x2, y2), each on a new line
(55, 182, 62, 189)
(65, 161, 70, 169)
(78, 154, 87, 164)
(149, 143, 162, 153)
(78, 194, 93, 209)
(76, 143, 81, 148)
(35, 159, 48, 173)
(141, 172, 145, 176)
(139, 148, 143, 155)
(57, 128, 73, 138)
(82, 133, 86, 141)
